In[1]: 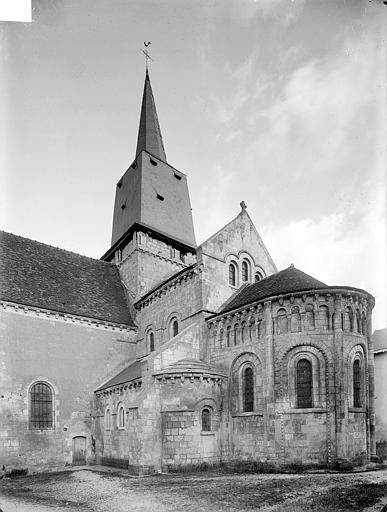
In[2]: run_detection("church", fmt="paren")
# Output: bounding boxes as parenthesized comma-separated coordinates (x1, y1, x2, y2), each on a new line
(0, 68, 377, 474)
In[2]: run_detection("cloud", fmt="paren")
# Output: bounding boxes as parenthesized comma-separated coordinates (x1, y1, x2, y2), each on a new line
(261, 186, 386, 329)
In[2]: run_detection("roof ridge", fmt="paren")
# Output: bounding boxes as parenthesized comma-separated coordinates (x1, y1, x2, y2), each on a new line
(0, 230, 114, 267)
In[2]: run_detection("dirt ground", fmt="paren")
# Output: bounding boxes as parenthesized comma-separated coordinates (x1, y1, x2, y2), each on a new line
(0, 467, 386, 512)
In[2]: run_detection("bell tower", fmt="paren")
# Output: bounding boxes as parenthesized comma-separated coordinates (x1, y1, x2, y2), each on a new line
(102, 69, 197, 301)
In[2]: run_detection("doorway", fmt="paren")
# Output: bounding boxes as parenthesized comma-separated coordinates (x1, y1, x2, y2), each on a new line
(72, 436, 86, 465)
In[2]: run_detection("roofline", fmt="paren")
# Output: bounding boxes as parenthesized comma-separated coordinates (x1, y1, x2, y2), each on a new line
(134, 263, 197, 307)
(1, 299, 137, 329)
(374, 348, 387, 355)
(101, 222, 197, 261)
(208, 286, 375, 321)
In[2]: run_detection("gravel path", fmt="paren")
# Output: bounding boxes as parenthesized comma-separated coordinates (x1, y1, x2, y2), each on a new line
(0, 468, 386, 512)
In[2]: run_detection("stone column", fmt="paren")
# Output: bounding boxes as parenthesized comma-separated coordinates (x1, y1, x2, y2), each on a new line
(264, 301, 276, 461)
(333, 294, 345, 463)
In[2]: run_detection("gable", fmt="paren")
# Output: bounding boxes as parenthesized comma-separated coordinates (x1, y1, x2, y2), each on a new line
(199, 209, 277, 276)
(0, 231, 135, 326)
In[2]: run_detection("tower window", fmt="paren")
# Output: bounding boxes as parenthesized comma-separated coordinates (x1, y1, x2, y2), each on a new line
(243, 366, 254, 412)
(117, 180, 122, 189)
(353, 359, 362, 408)
(201, 408, 211, 431)
(296, 359, 313, 408)
(150, 158, 158, 166)
(29, 382, 54, 430)
(156, 193, 164, 201)
(229, 263, 237, 286)
(121, 203, 126, 210)
(174, 172, 182, 180)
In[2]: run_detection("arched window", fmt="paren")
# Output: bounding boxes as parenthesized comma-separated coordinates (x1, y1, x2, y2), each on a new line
(117, 404, 125, 428)
(29, 382, 54, 430)
(296, 359, 313, 408)
(255, 271, 263, 282)
(169, 317, 179, 339)
(229, 263, 237, 286)
(353, 359, 362, 408)
(291, 306, 301, 332)
(305, 304, 315, 330)
(242, 260, 249, 282)
(317, 305, 329, 330)
(277, 308, 288, 334)
(241, 322, 247, 343)
(344, 307, 353, 332)
(226, 325, 232, 347)
(149, 331, 155, 352)
(105, 408, 111, 430)
(201, 408, 211, 431)
(243, 366, 254, 412)
(234, 324, 239, 345)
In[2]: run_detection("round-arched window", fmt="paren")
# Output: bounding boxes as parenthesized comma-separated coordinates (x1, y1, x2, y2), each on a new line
(105, 408, 111, 430)
(169, 317, 179, 339)
(243, 366, 254, 412)
(255, 271, 263, 282)
(148, 331, 155, 352)
(201, 408, 211, 431)
(229, 262, 237, 286)
(242, 260, 249, 282)
(118, 404, 125, 428)
(29, 381, 54, 430)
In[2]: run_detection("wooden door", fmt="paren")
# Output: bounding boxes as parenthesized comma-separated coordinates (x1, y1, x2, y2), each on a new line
(72, 436, 86, 465)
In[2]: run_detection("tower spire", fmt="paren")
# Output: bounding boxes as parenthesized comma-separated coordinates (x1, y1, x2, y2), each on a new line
(135, 68, 167, 162)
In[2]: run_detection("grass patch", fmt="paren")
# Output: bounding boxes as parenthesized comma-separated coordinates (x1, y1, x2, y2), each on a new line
(280, 482, 387, 512)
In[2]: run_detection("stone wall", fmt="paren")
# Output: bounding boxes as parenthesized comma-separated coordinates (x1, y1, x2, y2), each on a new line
(0, 307, 135, 472)
(207, 289, 374, 466)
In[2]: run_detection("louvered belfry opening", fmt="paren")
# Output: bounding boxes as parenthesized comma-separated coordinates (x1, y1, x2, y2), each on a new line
(30, 382, 54, 429)
(296, 359, 313, 408)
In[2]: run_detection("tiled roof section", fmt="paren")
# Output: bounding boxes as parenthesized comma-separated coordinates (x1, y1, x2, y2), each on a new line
(373, 328, 387, 352)
(96, 360, 142, 391)
(219, 265, 328, 315)
(0, 231, 134, 326)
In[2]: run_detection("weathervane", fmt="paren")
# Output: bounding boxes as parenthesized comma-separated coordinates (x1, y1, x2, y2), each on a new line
(141, 41, 153, 70)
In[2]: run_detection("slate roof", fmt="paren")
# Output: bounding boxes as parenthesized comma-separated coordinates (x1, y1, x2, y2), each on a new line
(219, 265, 328, 315)
(0, 231, 134, 326)
(96, 360, 142, 391)
(373, 328, 387, 352)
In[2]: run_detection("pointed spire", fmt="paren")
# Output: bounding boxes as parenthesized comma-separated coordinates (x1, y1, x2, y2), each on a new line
(135, 69, 167, 161)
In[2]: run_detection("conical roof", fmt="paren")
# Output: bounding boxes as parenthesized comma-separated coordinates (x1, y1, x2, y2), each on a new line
(219, 265, 328, 314)
(135, 69, 166, 161)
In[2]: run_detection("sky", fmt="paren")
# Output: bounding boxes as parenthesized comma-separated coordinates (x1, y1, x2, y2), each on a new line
(0, 0, 386, 329)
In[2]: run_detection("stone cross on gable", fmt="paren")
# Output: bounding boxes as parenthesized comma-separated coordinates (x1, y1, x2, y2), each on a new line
(240, 200, 247, 211)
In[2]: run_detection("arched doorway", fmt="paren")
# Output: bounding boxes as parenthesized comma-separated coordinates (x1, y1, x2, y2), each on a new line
(72, 436, 86, 465)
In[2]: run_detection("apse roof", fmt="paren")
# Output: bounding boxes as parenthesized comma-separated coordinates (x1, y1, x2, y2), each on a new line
(219, 265, 328, 315)
(0, 230, 134, 326)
